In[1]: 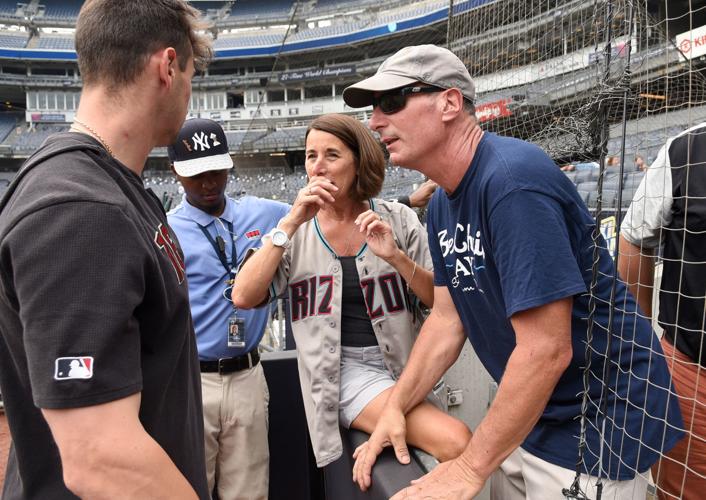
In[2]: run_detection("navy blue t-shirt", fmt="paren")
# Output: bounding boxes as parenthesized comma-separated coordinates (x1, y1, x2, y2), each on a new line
(427, 132, 683, 480)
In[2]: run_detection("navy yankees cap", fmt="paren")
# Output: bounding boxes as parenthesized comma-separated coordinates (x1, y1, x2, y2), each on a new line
(168, 118, 233, 177)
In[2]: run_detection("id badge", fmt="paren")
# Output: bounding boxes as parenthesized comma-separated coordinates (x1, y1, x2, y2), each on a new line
(227, 313, 246, 348)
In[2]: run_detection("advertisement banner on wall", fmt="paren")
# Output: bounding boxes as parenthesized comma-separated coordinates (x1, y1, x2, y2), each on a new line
(30, 113, 66, 122)
(278, 65, 356, 83)
(475, 99, 512, 123)
(587, 37, 637, 64)
(676, 25, 706, 60)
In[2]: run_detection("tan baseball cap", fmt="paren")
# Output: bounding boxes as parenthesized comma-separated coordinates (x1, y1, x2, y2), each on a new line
(343, 44, 475, 108)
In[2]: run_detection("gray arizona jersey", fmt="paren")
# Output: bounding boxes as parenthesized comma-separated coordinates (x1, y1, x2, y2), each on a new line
(270, 198, 432, 467)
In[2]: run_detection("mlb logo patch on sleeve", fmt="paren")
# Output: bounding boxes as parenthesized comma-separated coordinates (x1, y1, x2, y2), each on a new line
(54, 357, 94, 380)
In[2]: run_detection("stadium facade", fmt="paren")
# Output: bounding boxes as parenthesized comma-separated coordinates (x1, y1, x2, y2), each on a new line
(0, 0, 703, 207)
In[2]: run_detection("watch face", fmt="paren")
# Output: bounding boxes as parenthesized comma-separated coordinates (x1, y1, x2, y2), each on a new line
(272, 230, 287, 246)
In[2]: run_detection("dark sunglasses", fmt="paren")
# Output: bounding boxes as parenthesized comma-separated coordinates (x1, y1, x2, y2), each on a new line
(371, 86, 444, 114)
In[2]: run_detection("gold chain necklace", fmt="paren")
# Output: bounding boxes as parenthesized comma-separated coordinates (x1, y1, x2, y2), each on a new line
(72, 118, 114, 157)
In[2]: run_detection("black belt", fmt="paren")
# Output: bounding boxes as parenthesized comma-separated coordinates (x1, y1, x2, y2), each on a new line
(200, 350, 260, 374)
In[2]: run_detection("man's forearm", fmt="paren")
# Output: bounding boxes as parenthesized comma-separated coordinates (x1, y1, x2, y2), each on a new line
(387, 307, 466, 414)
(408, 180, 438, 208)
(62, 431, 198, 499)
(44, 394, 198, 500)
(458, 298, 573, 480)
(460, 340, 570, 479)
(617, 235, 655, 316)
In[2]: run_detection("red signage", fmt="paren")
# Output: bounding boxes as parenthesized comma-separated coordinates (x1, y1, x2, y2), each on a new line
(681, 35, 706, 54)
(475, 99, 512, 123)
(676, 25, 706, 59)
(680, 38, 692, 54)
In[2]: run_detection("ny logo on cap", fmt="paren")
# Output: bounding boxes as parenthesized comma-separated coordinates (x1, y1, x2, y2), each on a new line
(192, 131, 222, 151)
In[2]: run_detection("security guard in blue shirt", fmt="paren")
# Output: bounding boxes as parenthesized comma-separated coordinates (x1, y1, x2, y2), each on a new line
(167, 118, 290, 500)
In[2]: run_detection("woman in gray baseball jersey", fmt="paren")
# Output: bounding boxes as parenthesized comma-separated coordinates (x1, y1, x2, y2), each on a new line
(234, 114, 470, 468)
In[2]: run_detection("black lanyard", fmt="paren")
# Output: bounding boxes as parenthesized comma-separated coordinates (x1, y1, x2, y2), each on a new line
(199, 220, 237, 277)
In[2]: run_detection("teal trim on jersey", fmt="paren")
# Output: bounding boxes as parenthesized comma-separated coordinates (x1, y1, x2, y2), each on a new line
(355, 242, 368, 258)
(313, 217, 337, 255)
(313, 199, 377, 259)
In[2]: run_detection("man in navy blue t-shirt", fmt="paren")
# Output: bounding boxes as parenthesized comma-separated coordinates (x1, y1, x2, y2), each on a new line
(343, 45, 683, 499)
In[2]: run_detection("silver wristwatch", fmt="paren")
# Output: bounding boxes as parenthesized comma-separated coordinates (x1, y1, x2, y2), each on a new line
(265, 227, 291, 249)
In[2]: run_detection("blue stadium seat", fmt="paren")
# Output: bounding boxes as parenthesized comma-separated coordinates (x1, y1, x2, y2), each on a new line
(37, 36, 75, 50)
(0, 114, 17, 143)
(0, 32, 29, 48)
(577, 180, 598, 192)
(601, 189, 619, 209)
(8, 124, 68, 152)
(42, 0, 83, 20)
(623, 171, 645, 188)
(228, 0, 293, 19)
(195, 1, 229, 15)
(0, 0, 19, 17)
(214, 33, 285, 49)
(145, 162, 426, 206)
(600, 173, 622, 190)
(574, 169, 594, 184)
(577, 189, 590, 205)
(621, 186, 638, 208)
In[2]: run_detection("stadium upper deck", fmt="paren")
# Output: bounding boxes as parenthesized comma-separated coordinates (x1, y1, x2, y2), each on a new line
(0, 0, 702, 169)
(0, 0, 459, 58)
(0, 0, 413, 27)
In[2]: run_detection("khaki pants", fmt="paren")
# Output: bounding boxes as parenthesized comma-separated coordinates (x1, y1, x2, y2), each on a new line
(201, 363, 270, 500)
(491, 447, 648, 500)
